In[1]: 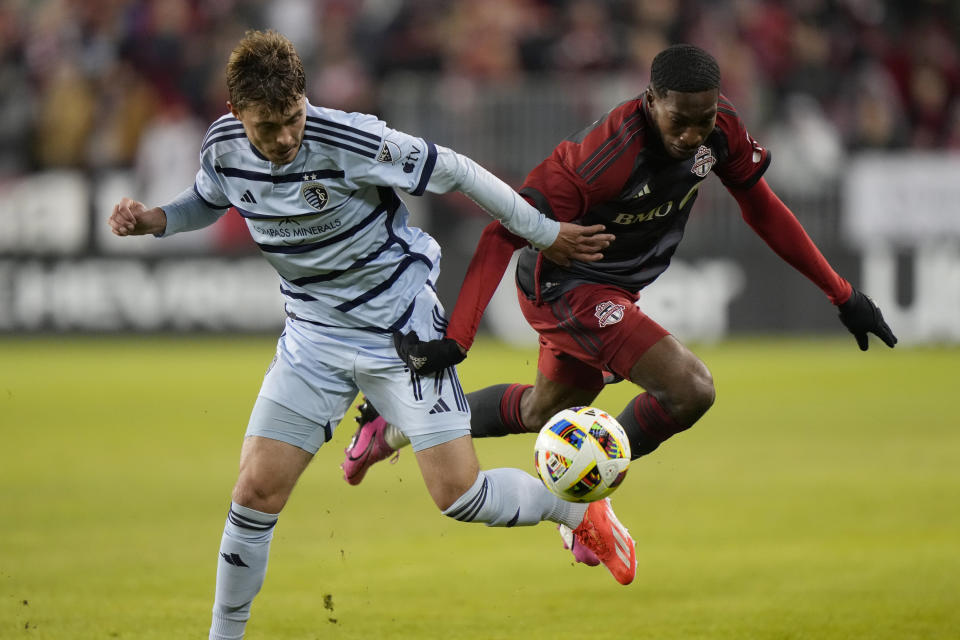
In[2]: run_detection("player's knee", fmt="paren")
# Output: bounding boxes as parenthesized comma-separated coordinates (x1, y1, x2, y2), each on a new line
(681, 364, 715, 423)
(231, 482, 289, 515)
(662, 364, 715, 426)
(694, 374, 716, 420)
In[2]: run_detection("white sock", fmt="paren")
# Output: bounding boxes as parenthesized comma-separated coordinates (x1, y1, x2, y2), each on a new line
(383, 423, 409, 450)
(209, 502, 278, 640)
(443, 469, 587, 528)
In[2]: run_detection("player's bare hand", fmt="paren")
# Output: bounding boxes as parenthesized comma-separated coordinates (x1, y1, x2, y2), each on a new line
(541, 222, 614, 266)
(108, 197, 167, 236)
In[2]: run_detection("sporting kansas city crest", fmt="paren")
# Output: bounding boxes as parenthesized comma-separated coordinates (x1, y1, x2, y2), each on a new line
(301, 182, 329, 211)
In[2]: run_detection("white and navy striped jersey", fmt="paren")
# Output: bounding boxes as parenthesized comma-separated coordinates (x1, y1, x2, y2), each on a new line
(189, 101, 444, 332)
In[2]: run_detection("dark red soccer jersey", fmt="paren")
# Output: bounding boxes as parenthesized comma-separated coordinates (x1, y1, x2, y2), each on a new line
(445, 94, 850, 349)
(515, 93, 770, 302)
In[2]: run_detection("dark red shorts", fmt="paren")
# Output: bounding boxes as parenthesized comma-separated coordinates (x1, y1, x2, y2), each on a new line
(518, 283, 669, 391)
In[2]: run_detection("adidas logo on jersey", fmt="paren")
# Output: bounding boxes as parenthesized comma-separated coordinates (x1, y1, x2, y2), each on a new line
(240, 190, 257, 204)
(630, 183, 651, 199)
(429, 398, 451, 414)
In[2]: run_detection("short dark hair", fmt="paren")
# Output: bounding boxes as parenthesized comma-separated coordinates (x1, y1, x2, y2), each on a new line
(650, 44, 720, 96)
(226, 30, 306, 113)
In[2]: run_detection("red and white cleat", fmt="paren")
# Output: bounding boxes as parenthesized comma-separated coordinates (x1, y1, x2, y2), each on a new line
(570, 498, 637, 585)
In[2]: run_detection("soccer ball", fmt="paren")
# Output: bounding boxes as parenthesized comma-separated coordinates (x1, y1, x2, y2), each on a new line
(534, 406, 631, 503)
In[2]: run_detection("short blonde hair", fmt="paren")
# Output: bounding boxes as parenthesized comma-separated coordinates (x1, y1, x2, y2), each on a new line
(226, 30, 305, 113)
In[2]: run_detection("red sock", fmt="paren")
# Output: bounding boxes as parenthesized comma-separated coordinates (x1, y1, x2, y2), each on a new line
(617, 392, 690, 458)
(465, 384, 533, 437)
(499, 383, 533, 433)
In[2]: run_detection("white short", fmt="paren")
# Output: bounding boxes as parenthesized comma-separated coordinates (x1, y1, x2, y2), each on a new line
(248, 285, 470, 453)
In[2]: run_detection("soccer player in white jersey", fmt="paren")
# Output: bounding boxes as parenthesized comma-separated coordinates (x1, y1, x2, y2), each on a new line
(107, 30, 635, 639)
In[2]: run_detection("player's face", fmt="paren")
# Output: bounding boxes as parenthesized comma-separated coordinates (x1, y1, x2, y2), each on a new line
(647, 88, 719, 160)
(231, 96, 307, 165)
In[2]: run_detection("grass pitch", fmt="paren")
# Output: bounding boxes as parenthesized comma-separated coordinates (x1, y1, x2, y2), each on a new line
(1, 335, 958, 639)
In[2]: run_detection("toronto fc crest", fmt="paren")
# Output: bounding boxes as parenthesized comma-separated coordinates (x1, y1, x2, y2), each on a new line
(595, 301, 625, 327)
(690, 145, 716, 178)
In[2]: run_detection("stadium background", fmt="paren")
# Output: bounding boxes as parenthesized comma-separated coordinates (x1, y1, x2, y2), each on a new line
(2, 2, 959, 639)
(1, 0, 959, 342)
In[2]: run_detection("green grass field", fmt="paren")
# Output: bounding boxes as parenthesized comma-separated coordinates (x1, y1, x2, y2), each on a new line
(1, 335, 958, 639)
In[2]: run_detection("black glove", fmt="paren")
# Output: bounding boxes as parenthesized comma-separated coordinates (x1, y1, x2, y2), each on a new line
(837, 288, 897, 351)
(393, 331, 466, 375)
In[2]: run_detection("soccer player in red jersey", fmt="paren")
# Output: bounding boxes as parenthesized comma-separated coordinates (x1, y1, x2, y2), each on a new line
(344, 44, 896, 560)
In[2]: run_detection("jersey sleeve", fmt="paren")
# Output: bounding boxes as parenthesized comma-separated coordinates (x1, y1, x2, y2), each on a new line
(446, 220, 528, 349)
(712, 97, 771, 189)
(730, 178, 851, 304)
(193, 150, 232, 209)
(426, 146, 559, 249)
(351, 119, 438, 196)
(159, 150, 231, 237)
(159, 187, 229, 236)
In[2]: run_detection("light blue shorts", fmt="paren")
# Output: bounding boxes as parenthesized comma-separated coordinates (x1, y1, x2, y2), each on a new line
(246, 285, 470, 454)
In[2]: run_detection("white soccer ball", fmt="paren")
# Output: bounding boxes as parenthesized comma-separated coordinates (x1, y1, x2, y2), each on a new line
(534, 406, 631, 503)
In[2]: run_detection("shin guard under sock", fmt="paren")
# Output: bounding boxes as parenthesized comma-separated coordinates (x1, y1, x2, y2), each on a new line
(443, 469, 587, 528)
(617, 392, 690, 458)
(209, 502, 278, 640)
(466, 383, 533, 437)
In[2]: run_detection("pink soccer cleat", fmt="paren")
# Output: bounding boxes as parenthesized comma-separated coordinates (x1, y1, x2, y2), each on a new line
(341, 398, 397, 486)
(570, 498, 637, 585)
(558, 524, 601, 566)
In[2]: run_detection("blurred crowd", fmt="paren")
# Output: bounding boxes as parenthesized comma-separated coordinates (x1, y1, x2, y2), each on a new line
(1, 0, 959, 179)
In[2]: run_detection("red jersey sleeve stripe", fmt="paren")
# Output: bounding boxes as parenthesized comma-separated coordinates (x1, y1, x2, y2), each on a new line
(581, 119, 645, 184)
(575, 112, 644, 180)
